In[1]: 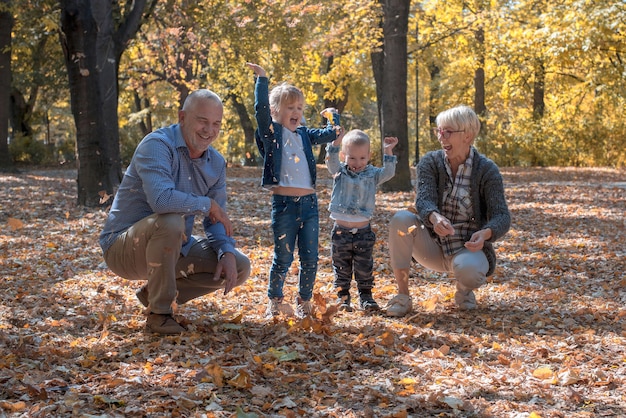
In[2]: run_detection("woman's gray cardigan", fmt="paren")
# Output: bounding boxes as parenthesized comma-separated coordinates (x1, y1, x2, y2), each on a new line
(415, 148, 511, 276)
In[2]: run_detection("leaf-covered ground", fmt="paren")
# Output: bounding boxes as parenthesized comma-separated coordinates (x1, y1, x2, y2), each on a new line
(0, 166, 624, 418)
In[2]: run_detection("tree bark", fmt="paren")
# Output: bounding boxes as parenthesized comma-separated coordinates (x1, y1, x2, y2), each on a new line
(474, 25, 486, 137)
(60, 0, 108, 206)
(373, 0, 412, 192)
(91, 0, 123, 195)
(533, 58, 545, 120)
(60, 0, 153, 206)
(427, 63, 440, 156)
(316, 55, 348, 164)
(0, 0, 14, 171)
(93, 0, 153, 197)
(227, 92, 258, 166)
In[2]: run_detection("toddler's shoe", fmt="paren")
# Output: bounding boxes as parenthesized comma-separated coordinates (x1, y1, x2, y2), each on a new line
(295, 296, 313, 318)
(359, 293, 380, 312)
(336, 294, 353, 312)
(385, 294, 412, 317)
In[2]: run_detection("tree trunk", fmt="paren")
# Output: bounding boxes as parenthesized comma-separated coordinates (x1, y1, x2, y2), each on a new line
(60, 0, 108, 206)
(9, 88, 33, 139)
(533, 58, 545, 120)
(0, 0, 14, 171)
(133, 91, 152, 137)
(474, 25, 486, 137)
(428, 63, 440, 149)
(227, 92, 258, 166)
(316, 55, 349, 164)
(91, 0, 123, 194)
(374, 0, 412, 192)
(60, 0, 152, 206)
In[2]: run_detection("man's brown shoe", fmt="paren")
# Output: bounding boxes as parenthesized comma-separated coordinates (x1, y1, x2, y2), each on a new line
(146, 313, 186, 335)
(136, 286, 149, 307)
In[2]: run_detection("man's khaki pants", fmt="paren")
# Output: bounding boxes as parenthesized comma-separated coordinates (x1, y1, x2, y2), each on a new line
(104, 213, 250, 314)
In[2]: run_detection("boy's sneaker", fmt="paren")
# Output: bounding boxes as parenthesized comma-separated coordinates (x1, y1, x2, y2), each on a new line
(385, 294, 412, 317)
(295, 296, 313, 318)
(337, 294, 353, 312)
(359, 294, 380, 312)
(265, 298, 283, 318)
(145, 313, 186, 335)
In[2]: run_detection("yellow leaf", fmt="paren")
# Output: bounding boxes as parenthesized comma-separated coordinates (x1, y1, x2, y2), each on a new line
(420, 295, 438, 311)
(322, 109, 335, 122)
(399, 377, 417, 385)
(529, 412, 542, 418)
(532, 366, 553, 380)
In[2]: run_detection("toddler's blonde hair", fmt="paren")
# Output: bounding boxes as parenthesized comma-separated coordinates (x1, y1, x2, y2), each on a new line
(341, 129, 370, 152)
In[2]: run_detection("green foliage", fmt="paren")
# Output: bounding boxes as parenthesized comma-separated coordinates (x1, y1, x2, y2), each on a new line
(9, 134, 47, 164)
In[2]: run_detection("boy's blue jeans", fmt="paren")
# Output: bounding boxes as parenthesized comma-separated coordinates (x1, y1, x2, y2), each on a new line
(269, 194, 319, 301)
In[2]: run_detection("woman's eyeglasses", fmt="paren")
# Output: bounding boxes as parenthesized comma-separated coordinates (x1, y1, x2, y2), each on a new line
(433, 128, 465, 139)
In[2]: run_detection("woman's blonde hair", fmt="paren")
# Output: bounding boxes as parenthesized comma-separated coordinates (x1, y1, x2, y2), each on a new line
(436, 105, 481, 139)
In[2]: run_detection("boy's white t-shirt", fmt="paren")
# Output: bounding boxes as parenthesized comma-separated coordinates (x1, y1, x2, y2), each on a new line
(278, 127, 313, 191)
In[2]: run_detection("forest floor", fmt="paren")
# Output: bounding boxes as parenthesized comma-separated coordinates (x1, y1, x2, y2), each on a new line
(0, 165, 625, 418)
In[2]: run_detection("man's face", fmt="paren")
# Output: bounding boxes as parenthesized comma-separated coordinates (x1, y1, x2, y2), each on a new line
(179, 100, 223, 158)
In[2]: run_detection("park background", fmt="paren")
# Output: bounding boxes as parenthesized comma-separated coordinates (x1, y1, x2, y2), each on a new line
(1, 0, 625, 417)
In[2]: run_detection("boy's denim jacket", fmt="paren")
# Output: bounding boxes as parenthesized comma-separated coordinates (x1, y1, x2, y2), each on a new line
(253, 76, 338, 189)
(326, 144, 397, 219)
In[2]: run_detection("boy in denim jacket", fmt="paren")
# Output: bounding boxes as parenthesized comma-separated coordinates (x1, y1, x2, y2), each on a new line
(326, 129, 398, 311)
(247, 62, 343, 318)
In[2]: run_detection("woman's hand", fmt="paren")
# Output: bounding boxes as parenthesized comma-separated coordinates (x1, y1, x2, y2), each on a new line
(429, 212, 455, 237)
(464, 228, 492, 252)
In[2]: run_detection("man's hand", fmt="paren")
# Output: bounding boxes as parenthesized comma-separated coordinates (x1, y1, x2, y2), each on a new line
(208, 199, 232, 236)
(213, 252, 238, 295)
